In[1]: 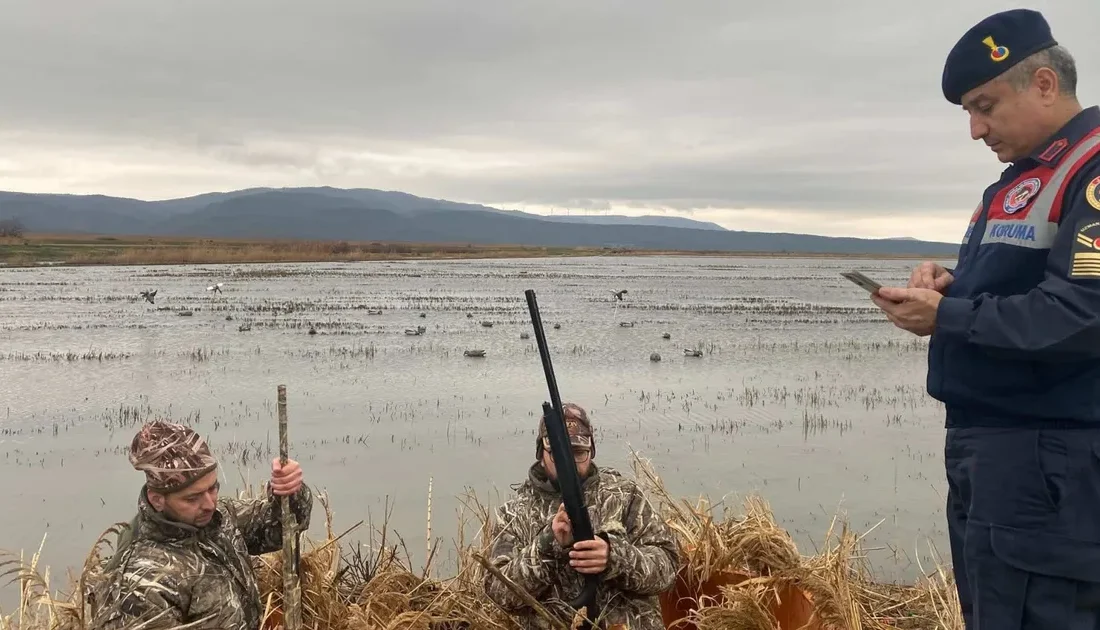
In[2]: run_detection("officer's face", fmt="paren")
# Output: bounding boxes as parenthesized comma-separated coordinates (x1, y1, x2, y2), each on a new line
(962, 69, 1062, 163)
(148, 470, 220, 528)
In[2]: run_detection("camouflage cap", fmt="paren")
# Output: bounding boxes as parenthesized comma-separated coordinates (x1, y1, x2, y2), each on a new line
(129, 421, 218, 493)
(539, 402, 593, 450)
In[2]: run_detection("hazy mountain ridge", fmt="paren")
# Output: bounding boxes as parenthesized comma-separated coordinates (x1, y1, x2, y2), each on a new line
(0, 187, 960, 255)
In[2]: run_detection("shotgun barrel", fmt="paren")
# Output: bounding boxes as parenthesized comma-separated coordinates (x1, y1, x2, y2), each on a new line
(524, 289, 600, 628)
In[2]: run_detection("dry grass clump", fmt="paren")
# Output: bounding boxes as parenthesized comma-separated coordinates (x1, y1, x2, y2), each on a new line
(629, 449, 800, 587)
(250, 490, 519, 630)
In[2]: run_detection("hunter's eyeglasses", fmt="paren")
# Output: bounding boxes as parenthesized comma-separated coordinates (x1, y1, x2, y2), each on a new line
(544, 446, 592, 463)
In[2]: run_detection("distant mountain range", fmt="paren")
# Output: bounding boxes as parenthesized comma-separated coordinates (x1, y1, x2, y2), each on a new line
(0, 186, 961, 256)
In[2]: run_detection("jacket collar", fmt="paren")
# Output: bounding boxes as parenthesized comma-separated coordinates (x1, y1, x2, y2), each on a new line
(1029, 105, 1100, 167)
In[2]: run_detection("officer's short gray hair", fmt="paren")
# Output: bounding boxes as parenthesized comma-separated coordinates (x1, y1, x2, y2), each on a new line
(1003, 45, 1078, 97)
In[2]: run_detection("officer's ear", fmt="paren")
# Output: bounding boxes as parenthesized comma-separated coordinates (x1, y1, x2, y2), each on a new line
(1032, 66, 1061, 104)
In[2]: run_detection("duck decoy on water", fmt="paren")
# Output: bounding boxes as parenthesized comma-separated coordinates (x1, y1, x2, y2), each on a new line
(684, 349, 703, 357)
(140, 290, 157, 304)
(463, 349, 486, 358)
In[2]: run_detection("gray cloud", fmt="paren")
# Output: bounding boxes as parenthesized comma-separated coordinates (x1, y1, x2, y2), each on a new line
(1, 0, 1098, 239)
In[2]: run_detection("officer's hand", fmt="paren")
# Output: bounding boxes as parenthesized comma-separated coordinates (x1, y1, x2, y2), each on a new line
(570, 537, 609, 574)
(872, 287, 942, 336)
(551, 504, 573, 547)
(270, 458, 303, 496)
(908, 261, 953, 293)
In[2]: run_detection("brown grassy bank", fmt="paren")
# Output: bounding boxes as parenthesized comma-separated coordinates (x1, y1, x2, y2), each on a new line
(0, 233, 952, 268)
(0, 454, 962, 630)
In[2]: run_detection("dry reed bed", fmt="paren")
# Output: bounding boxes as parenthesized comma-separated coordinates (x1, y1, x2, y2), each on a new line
(1, 454, 962, 630)
(19, 241, 603, 267)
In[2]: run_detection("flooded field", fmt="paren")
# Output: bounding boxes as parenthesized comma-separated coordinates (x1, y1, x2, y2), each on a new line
(0, 255, 956, 608)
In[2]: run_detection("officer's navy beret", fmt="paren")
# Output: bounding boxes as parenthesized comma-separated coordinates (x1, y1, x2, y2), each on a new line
(942, 9, 1057, 105)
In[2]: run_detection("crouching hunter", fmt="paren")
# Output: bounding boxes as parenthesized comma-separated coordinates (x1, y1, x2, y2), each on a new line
(483, 402, 679, 629)
(89, 420, 313, 630)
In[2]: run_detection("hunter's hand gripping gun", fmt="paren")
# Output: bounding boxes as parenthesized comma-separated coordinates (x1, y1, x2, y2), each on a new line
(524, 289, 601, 627)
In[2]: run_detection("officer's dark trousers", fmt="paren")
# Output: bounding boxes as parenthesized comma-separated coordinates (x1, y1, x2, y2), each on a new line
(946, 426, 1100, 629)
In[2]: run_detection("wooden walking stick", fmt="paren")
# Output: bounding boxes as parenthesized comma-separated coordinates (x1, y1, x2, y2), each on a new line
(278, 385, 302, 630)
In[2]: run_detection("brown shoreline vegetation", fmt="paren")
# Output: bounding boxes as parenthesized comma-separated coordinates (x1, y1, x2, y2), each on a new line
(0, 233, 949, 268)
(0, 453, 962, 630)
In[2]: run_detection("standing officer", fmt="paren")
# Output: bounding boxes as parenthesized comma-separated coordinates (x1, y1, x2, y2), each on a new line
(871, 8, 1100, 629)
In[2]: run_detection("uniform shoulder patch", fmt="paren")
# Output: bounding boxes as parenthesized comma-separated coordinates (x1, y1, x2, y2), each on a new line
(1070, 218, 1100, 278)
(1087, 175, 1100, 211)
(1004, 177, 1041, 214)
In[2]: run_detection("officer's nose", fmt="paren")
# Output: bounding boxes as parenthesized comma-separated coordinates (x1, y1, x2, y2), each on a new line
(970, 115, 989, 141)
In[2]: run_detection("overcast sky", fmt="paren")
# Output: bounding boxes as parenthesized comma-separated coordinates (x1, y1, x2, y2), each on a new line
(2, 1, 1098, 242)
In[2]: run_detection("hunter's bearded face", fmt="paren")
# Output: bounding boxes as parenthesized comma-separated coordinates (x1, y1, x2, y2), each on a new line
(147, 470, 220, 528)
(537, 402, 595, 481)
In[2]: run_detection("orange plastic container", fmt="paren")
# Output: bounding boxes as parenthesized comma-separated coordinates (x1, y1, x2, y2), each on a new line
(659, 568, 820, 630)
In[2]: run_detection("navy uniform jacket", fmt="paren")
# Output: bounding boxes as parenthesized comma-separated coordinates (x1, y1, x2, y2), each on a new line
(929, 106, 1100, 427)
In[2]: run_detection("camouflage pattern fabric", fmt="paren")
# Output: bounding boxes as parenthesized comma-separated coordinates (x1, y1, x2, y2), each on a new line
(129, 421, 219, 493)
(537, 402, 593, 449)
(483, 462, 679, 630)
(89, 483, 313, 630)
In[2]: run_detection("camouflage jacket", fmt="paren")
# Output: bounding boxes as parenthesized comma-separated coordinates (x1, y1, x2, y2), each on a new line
(483, 463, 679, 630)
(88, 483, 313, 630)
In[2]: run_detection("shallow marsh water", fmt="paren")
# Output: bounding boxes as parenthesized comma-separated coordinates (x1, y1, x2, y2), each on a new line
(0, 255, 956, 609)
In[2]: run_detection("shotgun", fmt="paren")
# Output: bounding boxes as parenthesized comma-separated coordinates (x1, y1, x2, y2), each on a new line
(524, 289, 600, 628)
